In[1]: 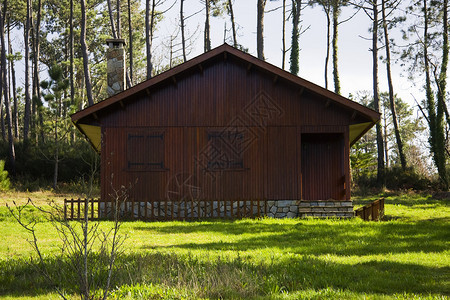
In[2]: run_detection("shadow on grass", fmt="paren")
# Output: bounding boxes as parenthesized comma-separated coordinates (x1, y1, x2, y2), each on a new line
(137, 218, 449, 256)
(1, 250, 448, 298)
(353, 193, 449, 207)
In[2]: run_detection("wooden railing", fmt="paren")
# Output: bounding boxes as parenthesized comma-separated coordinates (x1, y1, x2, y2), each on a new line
(64, 198, 268, 221)
(64, 198, 101, 220)
(354, 198, 385, 221)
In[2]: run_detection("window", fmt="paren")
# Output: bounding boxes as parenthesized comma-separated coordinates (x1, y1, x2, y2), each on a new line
(207, 130, 244, 170)
(127, 131, 165, 171)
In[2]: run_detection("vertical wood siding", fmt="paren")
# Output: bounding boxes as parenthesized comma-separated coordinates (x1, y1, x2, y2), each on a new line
(101, 58, 353, 203)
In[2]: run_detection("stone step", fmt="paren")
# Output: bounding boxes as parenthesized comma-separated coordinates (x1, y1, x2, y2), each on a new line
(299, 207, 353, 213)
(299, 201, 353, 208)
(300, 212, 354, 218)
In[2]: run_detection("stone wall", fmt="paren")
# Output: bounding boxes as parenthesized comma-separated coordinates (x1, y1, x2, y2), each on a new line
(99, 199, 354, 219)
(267, 200, 299, 218)
(106, 39, 126, 97)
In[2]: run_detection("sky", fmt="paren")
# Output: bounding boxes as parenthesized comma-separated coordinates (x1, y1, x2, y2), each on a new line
(8, 0, 429, 109)
(152, 0, 423, 108)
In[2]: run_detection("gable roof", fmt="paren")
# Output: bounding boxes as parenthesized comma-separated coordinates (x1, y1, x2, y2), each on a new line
(72, 43, 380, 151)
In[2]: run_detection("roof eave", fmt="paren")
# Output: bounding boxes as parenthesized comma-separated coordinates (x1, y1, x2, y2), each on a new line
(71, 43, 380, 126)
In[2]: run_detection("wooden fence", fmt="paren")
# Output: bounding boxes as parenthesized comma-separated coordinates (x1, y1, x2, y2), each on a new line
(354, 198, 385, 221)
(64, 198, 101, 220)
(64, 198, 268, 221)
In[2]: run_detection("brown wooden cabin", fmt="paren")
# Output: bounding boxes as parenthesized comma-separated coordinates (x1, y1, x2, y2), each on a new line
(71, 44, 380, 219)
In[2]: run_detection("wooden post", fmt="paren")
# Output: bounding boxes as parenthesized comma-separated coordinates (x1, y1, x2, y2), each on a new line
(151, 200, 154, 220)
(77, 198, 81, 220)
(64, 199, 67, 220)
(137, 200, 141, 219)
(211, 199, 214, 217)
(145, 201, 148, 220)
(257, 199, 260, 218)
(264, 199, 268, 216)
(237, 199, 240, 218)
(231, 199, 234, 219)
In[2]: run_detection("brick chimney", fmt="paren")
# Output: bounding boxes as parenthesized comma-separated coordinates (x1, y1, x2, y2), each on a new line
(106, 38, 126, 97)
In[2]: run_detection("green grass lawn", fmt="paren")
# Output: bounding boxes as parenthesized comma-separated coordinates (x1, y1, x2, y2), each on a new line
(0, 192, 449, 299)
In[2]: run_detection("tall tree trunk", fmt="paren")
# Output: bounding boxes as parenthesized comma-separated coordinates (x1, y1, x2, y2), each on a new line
(324, 4, 331, 89)
(0, 0, 15, 175)
(7, 21, 18, 139)
(69, 0, 75, 137)
(33, 0, 44, 144)
(423, 0, 439, 185)
(127, 0, 133, 84)
(116, 0, 121, 38)
(435, 0, 449, 189)
(204, 0, 211, 52)
(80, 0, 94, 107)
(23, 0, 31, 141)
(146, 0, 156, 79)
(180, 0, 186, 62)
(383, 103, 389, 168)
(282, 0, 286, 69)
(53, 101, 59, 189)
(381, 0, 406, 170)
(332, 1, 340, 94)
(0, 59, 5, 141)
(290, 0, 301, 75)
(0, 104, 4, 142)
(372, 0, 385, 187)
(107, 0, 117, 38)
(228, 0, 237, 48)
(257, 0, 266, 60)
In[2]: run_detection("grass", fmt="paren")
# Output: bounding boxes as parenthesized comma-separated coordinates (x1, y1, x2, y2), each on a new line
(0, 191, 449, 299)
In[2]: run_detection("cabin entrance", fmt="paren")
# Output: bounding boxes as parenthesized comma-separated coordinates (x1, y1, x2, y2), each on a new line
(301, 133, 345, 200)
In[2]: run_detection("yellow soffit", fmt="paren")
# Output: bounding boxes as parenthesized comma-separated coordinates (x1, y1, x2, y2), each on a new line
(349, 122, 373, 145)
(78, 124, 101, 152)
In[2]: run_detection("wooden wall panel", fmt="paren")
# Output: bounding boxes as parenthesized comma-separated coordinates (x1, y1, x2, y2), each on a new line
(301, 133, 345, 200)
(99, 58, 354, 203)
(267, 127, 298, 200)
(101, 59, 353, 129)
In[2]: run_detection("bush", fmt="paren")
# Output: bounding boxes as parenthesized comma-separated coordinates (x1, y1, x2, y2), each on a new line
(0, 160, 10, 191)
(353, 166, 434, 193)
(0, 140, 99, 190)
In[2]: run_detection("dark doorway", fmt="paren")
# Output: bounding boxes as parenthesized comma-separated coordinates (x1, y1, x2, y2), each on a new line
(301, 133, 345, 200)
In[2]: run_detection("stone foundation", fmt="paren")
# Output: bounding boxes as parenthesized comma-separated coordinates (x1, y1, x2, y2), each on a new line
(99, 200, 267, 219)
(98, 199, 353, 219)
(267, 200, 299, 218)
(298, 200, 354, 218)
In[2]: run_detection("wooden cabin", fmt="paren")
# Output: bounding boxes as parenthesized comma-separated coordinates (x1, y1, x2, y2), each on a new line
(71, 43, 380, 219)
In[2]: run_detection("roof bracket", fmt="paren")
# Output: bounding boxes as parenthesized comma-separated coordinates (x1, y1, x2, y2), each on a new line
(224, 52, 228, 60)
(273, 75, 279, 84)
(145, 88, 151, 97)
(119, 100, 125, 109)
(93, 112, 99, 120)
(198, 63, 204, 74)
(247, 63, 252, 73)
(351, 110, 357, 120)
(297, 86, 305, 96)
(325, 99, 331, 108)
(172, 76, 177, 86)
